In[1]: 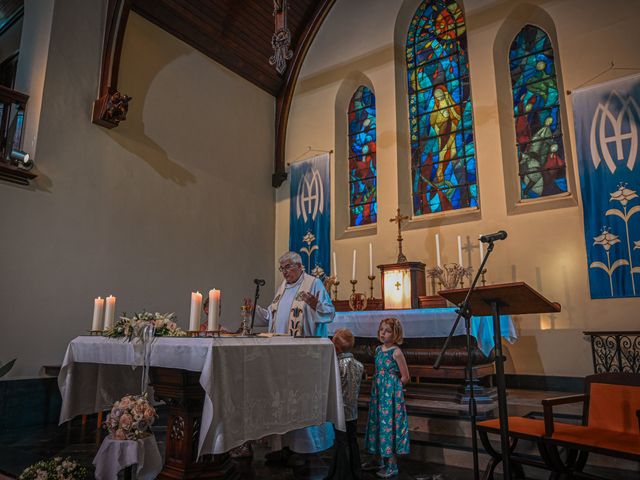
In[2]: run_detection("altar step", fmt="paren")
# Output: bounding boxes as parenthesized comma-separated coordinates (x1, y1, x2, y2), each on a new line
(358, 387, 640, 479)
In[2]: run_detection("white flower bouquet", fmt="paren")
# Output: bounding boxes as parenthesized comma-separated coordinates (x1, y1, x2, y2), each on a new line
(19, 457, 87, 480)
(103, 394, 157, 440)
(104, 311, 186, 340)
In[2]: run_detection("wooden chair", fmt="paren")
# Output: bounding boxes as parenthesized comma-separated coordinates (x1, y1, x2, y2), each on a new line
(542, 373, 640, 479)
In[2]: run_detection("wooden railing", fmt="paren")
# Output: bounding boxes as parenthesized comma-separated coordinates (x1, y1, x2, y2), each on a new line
(583, 331, 640, 374)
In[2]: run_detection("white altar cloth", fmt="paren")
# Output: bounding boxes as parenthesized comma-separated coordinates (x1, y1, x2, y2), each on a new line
(58, 336, 345, 457)
(329, 308, 516, 356)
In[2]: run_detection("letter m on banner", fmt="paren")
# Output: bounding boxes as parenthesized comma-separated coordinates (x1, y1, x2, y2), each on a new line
(289, 153, 331, 278)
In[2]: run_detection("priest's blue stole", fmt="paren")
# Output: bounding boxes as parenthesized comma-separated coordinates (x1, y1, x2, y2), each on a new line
(289, 153, 331, 278)
(572, 74, 640, 298)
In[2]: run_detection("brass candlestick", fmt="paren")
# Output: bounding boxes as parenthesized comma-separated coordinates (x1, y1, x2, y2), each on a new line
(187, 330, 200, 337)
(367, 275, 376, 299)
(350, 279, 357, 294)
(89, 330, 103, 336)
(332, 280, 340, 301)
(481, 269, 487, 286)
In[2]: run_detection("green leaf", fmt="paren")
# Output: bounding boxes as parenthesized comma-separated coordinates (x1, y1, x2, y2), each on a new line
(0, 358, 16, 377)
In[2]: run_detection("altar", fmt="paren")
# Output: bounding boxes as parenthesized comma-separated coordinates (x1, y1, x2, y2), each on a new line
(58, 336, 345, 478)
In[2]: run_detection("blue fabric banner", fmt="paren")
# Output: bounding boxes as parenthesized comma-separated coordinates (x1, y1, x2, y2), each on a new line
(289, 153, 331, 278)
(573, 74, 640, 298)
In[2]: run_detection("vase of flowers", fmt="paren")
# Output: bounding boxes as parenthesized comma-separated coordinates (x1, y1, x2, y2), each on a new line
(104, 311, 187, 341)
(103, 394, 157, 440)
(19, 457, 87, 480)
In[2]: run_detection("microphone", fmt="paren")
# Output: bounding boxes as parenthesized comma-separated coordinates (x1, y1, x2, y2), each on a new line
(253, 278, 266, 286)
(479, 231, 508, 243)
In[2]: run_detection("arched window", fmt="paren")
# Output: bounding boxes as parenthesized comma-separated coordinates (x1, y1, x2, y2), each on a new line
(348, 85, 377, 226)
(406, 0, 477, 215)
(510, 25, 567, 199)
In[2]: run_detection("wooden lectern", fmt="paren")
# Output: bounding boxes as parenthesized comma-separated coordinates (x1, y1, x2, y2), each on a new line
(439, 282, 561, 479)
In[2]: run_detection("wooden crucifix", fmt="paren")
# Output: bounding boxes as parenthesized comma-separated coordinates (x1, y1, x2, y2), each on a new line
(390, 208, 410, 263)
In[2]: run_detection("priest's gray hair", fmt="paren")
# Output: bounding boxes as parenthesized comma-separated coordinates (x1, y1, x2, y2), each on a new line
(279, 251, 302, 265)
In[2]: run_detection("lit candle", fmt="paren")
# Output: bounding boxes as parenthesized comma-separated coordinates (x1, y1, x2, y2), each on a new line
(435, 234, 441, 267)
(369, 243, 373, 277)
(352, 249, 357, 281)
(458, 235, 463, 266)
(92, 297, 104, 331)
(479, 237, 484, 264)
(189, 291, 202, 332)
(333, 251, 338, 280)
(208, 289, 220, 331)
(104, 295, 116, 330)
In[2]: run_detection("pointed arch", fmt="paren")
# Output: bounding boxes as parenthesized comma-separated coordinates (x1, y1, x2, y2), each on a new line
(406, 0, 478, 216)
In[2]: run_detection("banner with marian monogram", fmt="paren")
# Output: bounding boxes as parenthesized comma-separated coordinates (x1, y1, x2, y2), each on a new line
(572, 73, 640, 298)
(289, 153, 331, 278)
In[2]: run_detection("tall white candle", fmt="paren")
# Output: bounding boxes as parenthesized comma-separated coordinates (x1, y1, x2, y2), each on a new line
(92, 297, 104, 331)
(479, 237, 485, 264)
(208, 289, 220, 331)
(189, 291, 202, 332)
(369, 243, 373, 277)
(104, 295, 116, 330)
(333, 251, 338, 280)
(458, 235, 463, 266)
(435, 234, 441, 267)
(352, 249, 357, 281)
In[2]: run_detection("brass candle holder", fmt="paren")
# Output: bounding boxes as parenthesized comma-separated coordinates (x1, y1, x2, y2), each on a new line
(89, 330, 103, 336)
(187, 330, 200, 337)
(367, 275, 376, 299)
(332, 280, 340, 301)
(350, 279, 358, 294)
(480, 269, 487, 286)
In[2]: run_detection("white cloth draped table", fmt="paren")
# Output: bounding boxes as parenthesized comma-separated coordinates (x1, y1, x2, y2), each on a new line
(93, 435, 162, 480)
(58, 336, 345, 457)
(329, 308, 517, 356)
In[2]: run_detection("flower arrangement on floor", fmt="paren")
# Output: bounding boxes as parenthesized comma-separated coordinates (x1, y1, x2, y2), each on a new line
(19, 456, 88, 480)
(104, 393, 157, 440)
(104, 311, 186, 340)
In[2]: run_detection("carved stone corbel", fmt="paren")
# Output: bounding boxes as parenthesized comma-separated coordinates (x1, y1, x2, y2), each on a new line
(92, 0, 132, 129)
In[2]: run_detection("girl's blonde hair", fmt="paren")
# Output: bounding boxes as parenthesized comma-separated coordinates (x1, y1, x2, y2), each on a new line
(332, 328, 355, 352)
(379, 317, 404, 345)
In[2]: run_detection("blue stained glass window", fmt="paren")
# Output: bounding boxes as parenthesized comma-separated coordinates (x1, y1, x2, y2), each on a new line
(510, 25, 567, 199)
(407, 0, 478, 215)
(348, 86, 377, 226)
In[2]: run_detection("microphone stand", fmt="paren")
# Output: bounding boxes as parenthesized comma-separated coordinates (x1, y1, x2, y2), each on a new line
(249, 282, 262, 335)
(433, 241, 496, 480)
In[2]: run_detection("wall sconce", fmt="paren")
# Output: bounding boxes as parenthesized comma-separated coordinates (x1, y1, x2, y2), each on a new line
(9, 149, 33, 170)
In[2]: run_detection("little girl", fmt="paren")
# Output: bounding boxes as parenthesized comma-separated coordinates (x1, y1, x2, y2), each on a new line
(363, 317, 410, 478)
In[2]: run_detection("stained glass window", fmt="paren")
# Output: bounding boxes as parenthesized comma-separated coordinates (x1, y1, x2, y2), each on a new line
(406, 0, 477, 215)
(348, 85, 377, 226)
(510, 25, 567, 199)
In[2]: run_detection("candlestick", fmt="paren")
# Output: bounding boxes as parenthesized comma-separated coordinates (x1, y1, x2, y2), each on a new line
(352, 249, 357, 281)
(92, 297, 104, 332)
(208, 289, 220, 332)
(481, 269, 487, 286)
(350, 279, 358, 294)
(457, 235, 463, 266)
(104, 295, 116, 330)
(189, 291, 202, 332)
(333, 251, 338, 280)
(435, 234, 441, 267)
(367, 275, 375, 300)
(332, 280, 340, 301)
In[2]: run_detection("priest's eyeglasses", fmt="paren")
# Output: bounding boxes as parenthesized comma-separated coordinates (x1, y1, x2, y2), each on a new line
(279, 263, 300, 272)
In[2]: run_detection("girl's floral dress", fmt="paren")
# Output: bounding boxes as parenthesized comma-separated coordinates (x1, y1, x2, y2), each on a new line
(364, 346, 410, 457)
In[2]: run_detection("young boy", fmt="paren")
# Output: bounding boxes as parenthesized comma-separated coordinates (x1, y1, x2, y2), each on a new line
(325, 328, 364, 479)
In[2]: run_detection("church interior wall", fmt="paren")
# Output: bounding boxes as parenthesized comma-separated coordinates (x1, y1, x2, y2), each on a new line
(0, 0, 276, 377)
(277, 0, 640, 377)
(0, 16, 21, 65)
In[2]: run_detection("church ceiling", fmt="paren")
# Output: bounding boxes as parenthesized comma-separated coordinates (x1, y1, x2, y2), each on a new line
(131, 0, 322, 96)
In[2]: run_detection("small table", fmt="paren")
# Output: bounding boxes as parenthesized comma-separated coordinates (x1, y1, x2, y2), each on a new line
(59, 336, 345, 479)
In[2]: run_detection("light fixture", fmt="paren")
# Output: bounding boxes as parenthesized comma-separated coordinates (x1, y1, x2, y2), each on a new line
(379, 262, 427, 310)
(9, 149, 33, 170)
(269, 0, 293, 75)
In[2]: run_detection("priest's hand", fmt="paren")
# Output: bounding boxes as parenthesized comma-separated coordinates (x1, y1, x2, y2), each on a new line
(300, 291, 320, 310)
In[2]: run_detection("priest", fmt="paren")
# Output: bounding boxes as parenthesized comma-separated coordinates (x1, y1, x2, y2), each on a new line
(248, 251, 336, 463)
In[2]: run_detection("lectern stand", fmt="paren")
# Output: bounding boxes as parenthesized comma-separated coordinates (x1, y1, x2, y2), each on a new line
(439, 282, 560, 479)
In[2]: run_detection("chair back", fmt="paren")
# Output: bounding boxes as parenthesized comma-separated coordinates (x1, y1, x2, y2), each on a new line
(586, 373, 640, 434)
